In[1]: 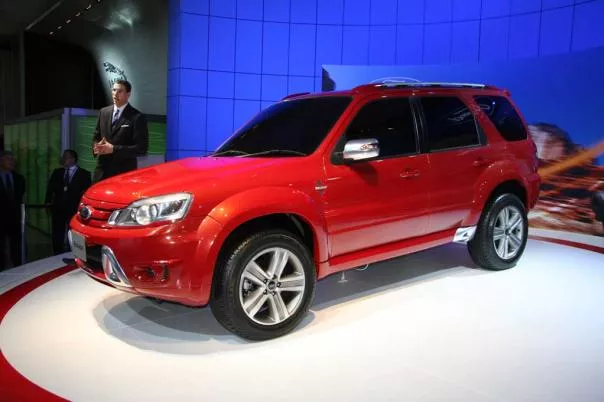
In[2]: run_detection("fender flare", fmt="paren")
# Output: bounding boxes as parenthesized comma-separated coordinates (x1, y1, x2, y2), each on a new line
(463, 161, 530, 226)
(194, 187, 328, 305)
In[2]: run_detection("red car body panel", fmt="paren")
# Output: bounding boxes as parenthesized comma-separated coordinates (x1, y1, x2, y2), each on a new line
(71, 84, 540, 307)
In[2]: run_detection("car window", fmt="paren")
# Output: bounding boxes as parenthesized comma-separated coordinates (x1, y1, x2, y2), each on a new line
(215, 96, 352, 156)
(474, 95, 527, 141)
(420, 96, 480, 151)
(341, 97, 417, 158)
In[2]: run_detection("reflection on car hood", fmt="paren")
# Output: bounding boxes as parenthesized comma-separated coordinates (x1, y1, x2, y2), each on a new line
(84, 156, 285, 205)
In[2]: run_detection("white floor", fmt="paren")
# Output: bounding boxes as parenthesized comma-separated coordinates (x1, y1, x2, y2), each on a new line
(1, 239, 603, 402)
(0, 252, 69, 294)
(529, 227, 604, 248)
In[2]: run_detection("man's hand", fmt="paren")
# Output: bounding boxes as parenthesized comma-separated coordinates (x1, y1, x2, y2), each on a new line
(94, 137, 114, 155)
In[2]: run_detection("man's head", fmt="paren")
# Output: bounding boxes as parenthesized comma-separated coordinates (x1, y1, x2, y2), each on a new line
(112, 79, 132, 108)
(62, 149, 78, 168)
(0, 150, 16, 171)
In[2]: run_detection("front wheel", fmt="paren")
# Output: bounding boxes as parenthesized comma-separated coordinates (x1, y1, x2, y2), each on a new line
(468, 193, 528, 270)
(210, 230, 316, 341)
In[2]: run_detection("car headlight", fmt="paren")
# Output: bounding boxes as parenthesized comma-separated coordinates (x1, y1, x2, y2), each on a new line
(108, 193, 193, 227)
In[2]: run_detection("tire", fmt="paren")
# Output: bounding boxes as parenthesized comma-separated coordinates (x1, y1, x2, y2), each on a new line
(468, 193, 528, 270)
(210, 230, 316, 341)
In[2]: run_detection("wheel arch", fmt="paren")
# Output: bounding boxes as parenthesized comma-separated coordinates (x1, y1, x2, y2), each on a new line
(463, 163, 529, 227)
(195, 187, 328, 305)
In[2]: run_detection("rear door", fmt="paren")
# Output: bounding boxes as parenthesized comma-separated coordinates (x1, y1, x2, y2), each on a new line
(322, 96, 431, 257)
(416, 94, 491, 234)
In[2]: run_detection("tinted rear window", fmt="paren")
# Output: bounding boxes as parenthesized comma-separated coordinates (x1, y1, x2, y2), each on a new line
(474, 95, 527, 141)
(420, 96, 480, 151)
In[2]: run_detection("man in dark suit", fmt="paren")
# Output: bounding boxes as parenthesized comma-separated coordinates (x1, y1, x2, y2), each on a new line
(45, 150, 92, 254)
(92, 79, 149, 182)
(0, 150, 26, 270)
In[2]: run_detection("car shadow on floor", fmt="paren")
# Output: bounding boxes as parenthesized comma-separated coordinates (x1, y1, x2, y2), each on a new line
(95, 243, 490, 353)
(310, 242, 487, 312)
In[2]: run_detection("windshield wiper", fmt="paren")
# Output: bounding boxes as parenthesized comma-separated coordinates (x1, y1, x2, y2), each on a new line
(211, 150, 250, 157)
(241, 149, 307, 157)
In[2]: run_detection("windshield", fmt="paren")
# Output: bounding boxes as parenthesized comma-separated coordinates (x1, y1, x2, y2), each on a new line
(214, 96, 352, 157)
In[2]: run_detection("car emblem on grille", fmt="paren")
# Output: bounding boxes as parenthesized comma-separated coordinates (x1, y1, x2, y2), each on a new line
(79, 205, 92, 220)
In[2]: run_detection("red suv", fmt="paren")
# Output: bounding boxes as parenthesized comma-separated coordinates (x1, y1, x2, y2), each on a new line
(69, 82, 540, 340)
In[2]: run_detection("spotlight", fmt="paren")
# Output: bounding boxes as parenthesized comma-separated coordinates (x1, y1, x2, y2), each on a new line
(66, 19, 71, 24)
(86, 4, 92, 9)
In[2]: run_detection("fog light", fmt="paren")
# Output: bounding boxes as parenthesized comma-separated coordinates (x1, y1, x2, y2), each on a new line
(132, 264, 170, 283)
(134, 267, 156, 282)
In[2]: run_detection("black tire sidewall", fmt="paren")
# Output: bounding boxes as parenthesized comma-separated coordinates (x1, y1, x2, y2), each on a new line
(483, 194, 528, 267)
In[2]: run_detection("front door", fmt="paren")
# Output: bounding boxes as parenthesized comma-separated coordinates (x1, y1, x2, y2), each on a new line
(321, 96, 431, 258)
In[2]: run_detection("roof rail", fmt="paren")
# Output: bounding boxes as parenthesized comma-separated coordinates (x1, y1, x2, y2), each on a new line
(354, 81, 489, 91)
(282, 92, 311, 100)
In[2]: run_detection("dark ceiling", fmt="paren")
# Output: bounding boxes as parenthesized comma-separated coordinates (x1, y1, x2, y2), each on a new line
(0, 0, 59, 37)
(0, 0, 150, 46)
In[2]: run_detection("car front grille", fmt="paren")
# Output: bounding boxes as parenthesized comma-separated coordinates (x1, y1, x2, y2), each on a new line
(78, 196, 127, 228)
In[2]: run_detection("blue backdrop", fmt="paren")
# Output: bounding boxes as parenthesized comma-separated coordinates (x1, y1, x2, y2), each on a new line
(168, 0, 604, 161)
(324, 45, 604, 164)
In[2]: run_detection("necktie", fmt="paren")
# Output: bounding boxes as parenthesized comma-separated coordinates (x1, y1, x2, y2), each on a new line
(3, 172, 13, 198)
(64, 168, 72, 192)
(112, 109, 120, 126)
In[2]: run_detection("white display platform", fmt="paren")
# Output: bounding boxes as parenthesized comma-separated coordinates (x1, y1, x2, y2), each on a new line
(1, 237, 603, 401)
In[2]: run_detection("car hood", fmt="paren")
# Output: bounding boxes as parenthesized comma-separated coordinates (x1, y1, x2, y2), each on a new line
(84, 156, 290, 205)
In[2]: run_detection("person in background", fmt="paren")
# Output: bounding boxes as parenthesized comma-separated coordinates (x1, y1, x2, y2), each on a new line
(0, 150, 26, 270)
(91, 79, 149, 182)
(45, 149, 92, 255)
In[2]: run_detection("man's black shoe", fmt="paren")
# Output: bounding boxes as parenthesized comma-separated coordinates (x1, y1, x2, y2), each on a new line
(62, 258, 77, 266)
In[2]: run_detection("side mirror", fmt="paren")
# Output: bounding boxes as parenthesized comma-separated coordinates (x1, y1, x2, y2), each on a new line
(342, 138, 379, 162)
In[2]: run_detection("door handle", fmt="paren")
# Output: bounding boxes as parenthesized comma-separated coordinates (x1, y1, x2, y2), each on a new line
(400, 169, 421, 179)
(473, 157, 489, 167)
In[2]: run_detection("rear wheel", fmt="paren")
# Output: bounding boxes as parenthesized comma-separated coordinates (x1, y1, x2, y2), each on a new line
(210, 230, 316, 341)
(468, 193, 528, 270)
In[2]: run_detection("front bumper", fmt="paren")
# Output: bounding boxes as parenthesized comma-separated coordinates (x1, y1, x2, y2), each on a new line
(69, 215, 220, 306)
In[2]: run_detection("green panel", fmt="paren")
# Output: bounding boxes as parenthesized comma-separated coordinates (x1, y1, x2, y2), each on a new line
(72, 115, 98, 175)
(18, 123, 27, 174)
(27, 121, 38, 228)
(148, 121, 166, 155)
(46, 118, 62, 234)
(3, 124, 15, 150)
(37, 120, 51, 233)
(2, 117, 61, 235)
(49, 118, 61, 168)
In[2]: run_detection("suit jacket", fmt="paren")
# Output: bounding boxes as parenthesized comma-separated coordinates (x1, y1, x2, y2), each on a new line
(92, 103, 149, 181)
(0, 171, 26, 229)
(45, 166, 92, 219)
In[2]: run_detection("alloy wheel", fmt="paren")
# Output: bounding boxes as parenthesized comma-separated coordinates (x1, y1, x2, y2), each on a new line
(492, 205, 524, 260)
(238, 247, 306, 326)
